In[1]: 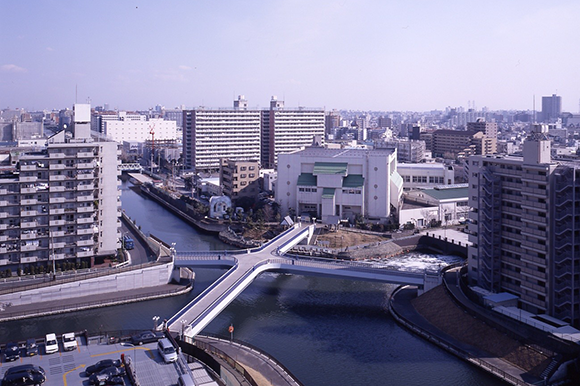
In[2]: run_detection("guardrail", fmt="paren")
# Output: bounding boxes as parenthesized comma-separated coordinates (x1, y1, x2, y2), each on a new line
(193, 334, 304, 386)
(166, 260, 239, 327)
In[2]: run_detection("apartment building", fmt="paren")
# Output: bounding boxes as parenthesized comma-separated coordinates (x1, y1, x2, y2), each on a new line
(182, 96, 261, 172)
(0, 104, 121, 272)
(467, 124, 580, 327)
(261, 96, 325, 169)
(183, 96, 325, 171)
(220, 159, 260, 200)
(277, 146, 403, 223)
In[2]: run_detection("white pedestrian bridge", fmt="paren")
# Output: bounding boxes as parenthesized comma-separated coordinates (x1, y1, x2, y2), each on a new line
(167, 224, 440, 340)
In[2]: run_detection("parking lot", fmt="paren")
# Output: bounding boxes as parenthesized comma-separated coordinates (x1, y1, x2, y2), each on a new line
(1, 333, 194, 385)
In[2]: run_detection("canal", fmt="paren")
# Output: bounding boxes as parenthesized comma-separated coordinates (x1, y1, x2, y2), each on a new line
(0, 181, 504, 385)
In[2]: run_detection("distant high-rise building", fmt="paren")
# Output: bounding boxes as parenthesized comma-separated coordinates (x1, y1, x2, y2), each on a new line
(220, 159, 260, 200)
(260, 96, 325, 169)
(325, 111, 341, 133)
(182, 96, 261, 172)
(542, 94, 562, 122)
(467, 124, 580, 328)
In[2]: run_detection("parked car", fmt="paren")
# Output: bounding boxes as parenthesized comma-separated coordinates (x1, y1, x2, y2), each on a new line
(62, 332, 77, 351)
(85, 359, 122, 376)
(3, 342, 20, 362)
(25, 339, 38, 356)
(88, 366, 125, 385)
(157, 338, 178, 363)
(130, 330, 164, 345)
(44, 333, 58, 354)
(89, 373, 124, 385)
(2, 364, 46, 386)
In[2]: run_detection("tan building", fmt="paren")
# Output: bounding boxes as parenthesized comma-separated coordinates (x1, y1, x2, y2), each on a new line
(220, 159, 261, 200)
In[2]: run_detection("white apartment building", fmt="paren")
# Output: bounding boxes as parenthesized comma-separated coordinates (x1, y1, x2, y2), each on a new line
(277, 147, 403, 223)
(261, 97, 325, 168)
(0, 104, 121, 272)
(397, 163, 454, 190)
(182, 106, 261, 172)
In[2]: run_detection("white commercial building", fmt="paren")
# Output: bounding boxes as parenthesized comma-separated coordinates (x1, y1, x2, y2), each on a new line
(397, 163, 455, 190)
(103, 116, 177, 143)
(277, 147, 403, 223)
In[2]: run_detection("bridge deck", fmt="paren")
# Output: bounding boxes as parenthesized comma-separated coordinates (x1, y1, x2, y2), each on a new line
(167, 224, 431, 338)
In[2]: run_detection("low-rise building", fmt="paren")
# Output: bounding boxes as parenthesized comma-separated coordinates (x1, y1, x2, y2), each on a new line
(397, 163, 454, 190)
(277, 146, 403, 223)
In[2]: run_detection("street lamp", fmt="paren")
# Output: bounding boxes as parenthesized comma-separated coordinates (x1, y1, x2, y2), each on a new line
(121, 342, 136, 365)
(180, 319, 187, 340)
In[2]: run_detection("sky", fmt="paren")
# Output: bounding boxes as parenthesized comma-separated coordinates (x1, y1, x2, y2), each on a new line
(1, 0, 579, 113)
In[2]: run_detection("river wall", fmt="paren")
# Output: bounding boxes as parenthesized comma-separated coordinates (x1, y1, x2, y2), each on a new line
(139, 184, 227, 233)
(0, 262, 173, 307)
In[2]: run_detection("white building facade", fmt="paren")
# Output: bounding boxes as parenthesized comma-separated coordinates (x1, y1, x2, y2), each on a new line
(397, 163, 455, 190)
(103, 117, 177, 143)
(277, 147, 403, 223)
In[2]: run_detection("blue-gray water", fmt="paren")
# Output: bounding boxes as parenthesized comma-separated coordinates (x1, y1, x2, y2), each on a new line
(0, 181, 504, 385)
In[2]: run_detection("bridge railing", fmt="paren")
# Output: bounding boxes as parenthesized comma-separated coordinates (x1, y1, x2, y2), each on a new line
(284, 254, 440, 277)
(166, 260, 239, 327)
(275, 225, 312, 255)
(176, 252, 238, 261)
(247, 223, 301, 253)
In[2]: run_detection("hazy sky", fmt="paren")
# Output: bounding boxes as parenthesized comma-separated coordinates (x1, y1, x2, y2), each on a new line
(1, 0, 579, 112)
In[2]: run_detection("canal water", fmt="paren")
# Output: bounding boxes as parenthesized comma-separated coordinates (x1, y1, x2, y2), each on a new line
(0, 181, 504, 385)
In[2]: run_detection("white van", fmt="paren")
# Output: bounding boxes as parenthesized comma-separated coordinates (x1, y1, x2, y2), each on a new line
(62, 332, 77, 351)
(157, 338, 177, 363)
(45, 333, 58, 354)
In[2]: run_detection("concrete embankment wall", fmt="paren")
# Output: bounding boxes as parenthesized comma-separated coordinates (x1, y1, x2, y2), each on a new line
(0, 263, 173, 307)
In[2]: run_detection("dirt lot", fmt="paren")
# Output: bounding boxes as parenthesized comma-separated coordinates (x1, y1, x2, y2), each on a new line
(315, 228, 386, 248)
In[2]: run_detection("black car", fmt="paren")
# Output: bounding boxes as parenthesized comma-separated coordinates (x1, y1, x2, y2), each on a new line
(130, 330, 164, 345)
(3, 342, 20, 362)
(89, 373, 124, 385)
(85, 359, 122, 376)
(2, 364, 46, 386)
(25, 339, 38, 357)
(88, 366, 125, 385)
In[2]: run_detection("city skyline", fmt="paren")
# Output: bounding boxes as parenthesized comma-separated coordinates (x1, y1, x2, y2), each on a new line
(1, 0, 579, 112)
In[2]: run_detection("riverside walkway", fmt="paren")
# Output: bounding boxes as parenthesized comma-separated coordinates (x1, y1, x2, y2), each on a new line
(167, 223, 437, 339)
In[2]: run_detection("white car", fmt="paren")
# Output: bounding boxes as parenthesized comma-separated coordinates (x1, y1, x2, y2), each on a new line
(62, 332, 77, 351)
(45, 333, 58, 354)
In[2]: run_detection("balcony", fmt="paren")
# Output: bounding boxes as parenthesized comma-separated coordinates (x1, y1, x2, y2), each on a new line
(50, 231, 65, 237)
(0, 224, 7, 230)
(77, 173, 95, 180)
(50, 197, 66, 204)
(77, 195, 93, 202)
(77, 206, 94, 213)
(21, 210, 37, 217)
(49, 220, 66, 226)
(49, 175, 66, 181)
(0, 235, 7, 242)
(77, 184, 95, 191)
(49, 186, 65, 193)
(20, 187, 37, 194)
(77, 151, 95, 158)
(77, 250, 93, 258)
(49, 164, 65, 170)
(20, 164, 37, 171)
(76, 162, 95, 169)
(49, 152, 66, 159)
(21, 244, 38, 252)
(50, 242, 66, 249)
(21, 221, 37, 229)
(20, 199, 38, 206)
(77, 239, 94, 246)
(19, 176, 37, 183)
(77, 228, 95, 235)
(20, 256, 38, 263)
(77, 217, 94, 224)
(50, 208, 65, 215)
